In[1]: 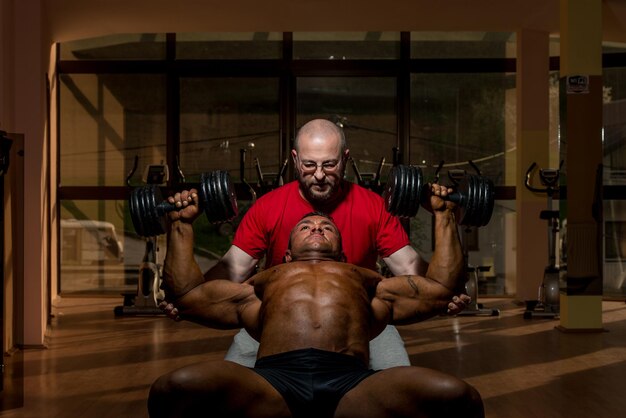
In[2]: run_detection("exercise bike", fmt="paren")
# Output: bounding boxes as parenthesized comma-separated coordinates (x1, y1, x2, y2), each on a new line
(523, 162, 566, 319)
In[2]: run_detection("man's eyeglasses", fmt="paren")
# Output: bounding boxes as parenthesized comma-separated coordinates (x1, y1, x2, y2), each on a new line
(298, 158, 342, 174)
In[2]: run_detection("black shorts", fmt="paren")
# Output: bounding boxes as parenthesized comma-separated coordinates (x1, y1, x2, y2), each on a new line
(252, 348, 378, 418)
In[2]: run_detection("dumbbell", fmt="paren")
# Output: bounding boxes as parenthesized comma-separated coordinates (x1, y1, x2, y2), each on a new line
(382, 164, 495, 226)
(129, 170, 238, 237)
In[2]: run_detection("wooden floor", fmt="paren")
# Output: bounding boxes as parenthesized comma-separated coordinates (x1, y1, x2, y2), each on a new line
(1, 297, 626, 418)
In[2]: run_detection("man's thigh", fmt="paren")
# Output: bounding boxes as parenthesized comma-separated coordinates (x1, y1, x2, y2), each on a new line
(149, 360, 290, 418)
(334, 366, 483, 418)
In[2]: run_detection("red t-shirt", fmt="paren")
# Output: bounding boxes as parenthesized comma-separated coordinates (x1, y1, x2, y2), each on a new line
(232, 181, 409, 271)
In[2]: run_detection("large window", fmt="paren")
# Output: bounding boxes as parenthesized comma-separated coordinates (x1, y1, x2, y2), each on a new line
(57, 33, 626, 300)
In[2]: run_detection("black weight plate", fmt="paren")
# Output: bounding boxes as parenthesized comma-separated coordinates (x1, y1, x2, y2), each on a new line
(137, 187, 152, 237)
(383, 166, 401, 214)
(455, 174, 471, 225)
(218, 170, 235, 221)
(481, 176, 495, 226)
(479, 176, 490, 226)
(151, 185, 167, 235)
(404, 166, 415, 217)
(222, 170, 238, 221)
(402, 165, 415, 217)
(200, 171, 216, 222)
(388, 165, 403, 216)
(464, 174, 479, 226)
(469, 174, 481, 226)
(204, 171, 222, 222)
(210, 171, 226, 222)
(213, 171, 230, 222)
(139, 187, 154, 237)
(144, 186, 159, 237)
(396, 165, 411, 218)
(129, 187, 145, 237)
(408, 166, 422, 218)
(391, 165, 404, 215)
(470, 176, 486, 226)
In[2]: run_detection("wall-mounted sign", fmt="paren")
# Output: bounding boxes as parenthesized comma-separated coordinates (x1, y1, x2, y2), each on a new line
(566, 75, 590, 94)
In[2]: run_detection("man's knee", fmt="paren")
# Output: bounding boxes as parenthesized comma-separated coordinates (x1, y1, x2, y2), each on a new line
(430, 376, 484, 417)
(147, 366, 220, 418)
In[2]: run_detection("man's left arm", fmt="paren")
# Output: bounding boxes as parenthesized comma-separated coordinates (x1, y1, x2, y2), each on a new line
(374, 185, 467, 323)
(383, 245, 469, 315)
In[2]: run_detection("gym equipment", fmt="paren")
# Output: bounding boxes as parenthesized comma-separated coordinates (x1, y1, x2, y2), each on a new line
(382, 164, 495, 227)
(255, 156, 288, 192)
(114, 236, 164, 316)
(523, 162, 564, 319)
(116, 161, 170, 316)
(129, 170, 238, 237)
(350, 156, 386, 192)
(457, 226, 500, 316)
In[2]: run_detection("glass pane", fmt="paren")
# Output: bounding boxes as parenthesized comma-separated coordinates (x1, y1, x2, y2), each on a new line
(293, 32, 400, 59)
(59, 197, 246, 295)
(60, 74, 167, 186)
(179, 77, 280, 181)
(59, 34, 167, 60)
(410, 32, 516, 58)
(602, 66, 626, 298)
(176, 32, 283, 59)
(603, 41, 626, 54)
(60, 199, 144, 295)
(410, 73, 516, 185)
(409, 199, 512, 297)
(603, 67, 626, 172)
(603, 201, 626, 299)
(297, 77, 397, 185)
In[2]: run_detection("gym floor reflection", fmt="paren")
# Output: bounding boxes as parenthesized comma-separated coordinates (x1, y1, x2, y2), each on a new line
(1, 297, 625, 418)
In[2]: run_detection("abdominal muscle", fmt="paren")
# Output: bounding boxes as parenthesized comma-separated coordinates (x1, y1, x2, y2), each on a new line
(255, 262, 377, 364)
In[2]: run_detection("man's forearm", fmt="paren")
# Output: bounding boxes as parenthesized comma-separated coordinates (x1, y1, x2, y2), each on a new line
(425, 210, 465, 293)
(162, 220, 205, 300)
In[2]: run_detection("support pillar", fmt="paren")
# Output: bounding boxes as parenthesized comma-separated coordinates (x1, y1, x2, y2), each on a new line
(558, 0, 604, 332)
(515, 29, 551, 302)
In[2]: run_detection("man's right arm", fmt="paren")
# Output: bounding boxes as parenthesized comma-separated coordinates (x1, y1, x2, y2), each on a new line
(173, 278, 261, 334)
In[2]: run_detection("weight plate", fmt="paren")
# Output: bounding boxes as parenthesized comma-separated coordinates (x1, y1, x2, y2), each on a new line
(203, 171, 221, 222)
(455, 174, 470, 225)
(129, 187, 145, 237)
(151, 186, 167, 236)
(481, 176, 495, 226)
(480, 176, 490, 226)
(389, 165, 403, 216)
(213, 171, 230, 222)
(144, 186, 159, 237)
(409, 166, 422, 218)
(397, 165, 411, 218)
(139, 187, 154, 237)
(402, 165, 415, 217)
(469, 174, 481, 226)
(218, 171, 235, 221)
(465, 174, 479, 226)
(222, 170, 239, 221)
(200, 171, 216, 222)
(472, 174, 483, 226)
(137, 187, 151, 237)
(383, 166, 400, 214)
